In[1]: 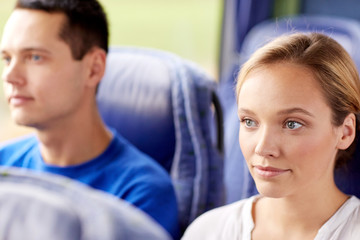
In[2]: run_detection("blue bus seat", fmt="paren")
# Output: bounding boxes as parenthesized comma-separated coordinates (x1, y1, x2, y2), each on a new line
(0, 167, 170, 240)
(301, 0, 360, 22)
(96, 47, 225, 231)
(240, 15, 360, 70)
(222, 15, 360, 203)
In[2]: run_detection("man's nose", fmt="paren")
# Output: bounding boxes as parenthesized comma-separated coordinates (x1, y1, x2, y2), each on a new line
(2, 58, 26, 86)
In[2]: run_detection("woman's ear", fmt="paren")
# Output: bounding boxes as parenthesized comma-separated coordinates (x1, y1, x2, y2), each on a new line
(337, 113, 356, 150)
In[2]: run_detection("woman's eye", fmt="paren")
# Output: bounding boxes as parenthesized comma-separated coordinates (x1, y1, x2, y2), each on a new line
(285, 121, 302, 130)
(243, 119, 257, 128)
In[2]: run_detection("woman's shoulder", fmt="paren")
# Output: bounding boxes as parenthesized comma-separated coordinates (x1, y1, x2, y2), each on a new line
(316, 195, 360, 240)
(349, 195, 360, 204)
(182, 195, 259, 240)
(344, 195, 360, 222)
(339, 195, 360, 222)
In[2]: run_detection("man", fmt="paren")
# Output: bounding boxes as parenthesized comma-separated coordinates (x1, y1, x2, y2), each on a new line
(0, 0, 179, 238)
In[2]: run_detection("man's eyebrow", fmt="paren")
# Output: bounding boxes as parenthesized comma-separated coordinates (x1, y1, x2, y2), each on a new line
(20, 47, 51, 54)
(277, 107, 315, 118)
(0, 49, 9, 55)
(0, 48, 51, 55)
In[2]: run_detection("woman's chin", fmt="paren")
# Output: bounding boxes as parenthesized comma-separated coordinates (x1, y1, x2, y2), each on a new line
(255, 182, 289, 199)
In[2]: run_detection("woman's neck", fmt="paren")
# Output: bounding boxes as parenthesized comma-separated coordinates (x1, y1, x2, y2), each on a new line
(251, 185, 348, 240)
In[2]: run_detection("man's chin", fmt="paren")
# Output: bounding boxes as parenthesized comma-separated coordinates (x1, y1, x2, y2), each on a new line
(12, 115, 36, 128)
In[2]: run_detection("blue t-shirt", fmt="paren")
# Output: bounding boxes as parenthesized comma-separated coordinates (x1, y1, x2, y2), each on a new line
(0, 131, 179, 239)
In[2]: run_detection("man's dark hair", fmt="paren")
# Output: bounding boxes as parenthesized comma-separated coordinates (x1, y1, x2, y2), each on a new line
(15, 0, 109, 60)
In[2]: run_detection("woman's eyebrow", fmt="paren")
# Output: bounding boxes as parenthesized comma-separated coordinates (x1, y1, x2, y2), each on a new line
(237, 108, 255, 115)
(277, 107, 315, 118)
(238, 107, 315, 117)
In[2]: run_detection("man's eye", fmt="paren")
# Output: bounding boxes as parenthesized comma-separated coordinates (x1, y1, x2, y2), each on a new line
(25, 54, 42, 62)
(1, 56, 11, 65)
(31, 54, 41, 61)
(285, 121, 302, 130)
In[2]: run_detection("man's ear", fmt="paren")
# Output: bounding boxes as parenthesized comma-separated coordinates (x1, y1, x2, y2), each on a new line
(337, 113, 356, 150)
(84, 47, 106, 88)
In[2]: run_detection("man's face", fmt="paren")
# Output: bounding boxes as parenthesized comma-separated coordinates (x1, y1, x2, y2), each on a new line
(1, 9, 89, 130)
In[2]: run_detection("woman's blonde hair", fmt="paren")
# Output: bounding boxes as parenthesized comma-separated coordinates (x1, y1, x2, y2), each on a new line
(236, 32, 360, 167)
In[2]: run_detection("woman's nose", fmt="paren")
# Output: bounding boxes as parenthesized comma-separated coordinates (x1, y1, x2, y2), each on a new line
(254, 126, 280, 158)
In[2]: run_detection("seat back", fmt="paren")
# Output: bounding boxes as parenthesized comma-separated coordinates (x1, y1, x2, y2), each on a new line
(301, 0, 360, 21)
(96, 47, 224, 231)
(240, 15, 360, 70)
(0, 167, 171, 240)
(222, 15, 360, 203)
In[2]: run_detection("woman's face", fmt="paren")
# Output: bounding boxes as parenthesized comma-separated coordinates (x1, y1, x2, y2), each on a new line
(237, 63, 345, 198)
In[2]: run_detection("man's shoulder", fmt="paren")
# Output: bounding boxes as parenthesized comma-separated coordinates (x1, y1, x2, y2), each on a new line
(103, 132, 174, 195)
(110, 132, 169, 177)
(107, 132, 179, 239)
(0, 135, 38, 161)
(0, 134, 37, 149)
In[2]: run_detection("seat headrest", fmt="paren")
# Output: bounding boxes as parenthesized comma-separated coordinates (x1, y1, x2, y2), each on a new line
(240, 15, 360, 70)
(97, 48, 176, 171)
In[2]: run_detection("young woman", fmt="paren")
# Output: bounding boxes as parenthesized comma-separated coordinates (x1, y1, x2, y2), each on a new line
(182, 33, 360, 239)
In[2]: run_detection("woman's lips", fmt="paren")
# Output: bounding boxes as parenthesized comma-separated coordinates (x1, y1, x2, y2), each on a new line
(253, 165, 290, 178)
